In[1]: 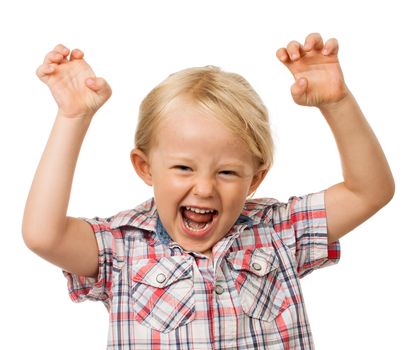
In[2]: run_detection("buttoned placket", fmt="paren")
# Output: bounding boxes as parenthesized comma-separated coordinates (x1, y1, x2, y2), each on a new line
(210, 223, 249, 349)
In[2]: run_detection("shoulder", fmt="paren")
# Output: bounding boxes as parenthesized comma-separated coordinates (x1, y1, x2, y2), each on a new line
(244, 197, 285, 209)
(242, 197, 286, 225)
(83, 198, 157, 232)
(243, 191, 325, 225)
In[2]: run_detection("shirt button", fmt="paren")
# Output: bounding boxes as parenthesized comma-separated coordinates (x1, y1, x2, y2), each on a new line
(215, 284, 225, 295)
(252, 262, 262, 271)
(156, 273, 166, 283)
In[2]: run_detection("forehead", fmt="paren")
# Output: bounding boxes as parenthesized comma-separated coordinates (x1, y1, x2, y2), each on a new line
(153, 98, 254, 162)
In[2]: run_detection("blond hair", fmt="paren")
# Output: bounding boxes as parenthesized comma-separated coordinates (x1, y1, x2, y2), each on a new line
(134, 66, 274, 169)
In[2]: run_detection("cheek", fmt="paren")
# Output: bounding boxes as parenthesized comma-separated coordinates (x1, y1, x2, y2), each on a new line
(220, 181, 251, 207)
(153, 174, 189, 197)
(226, 178, 252, 195)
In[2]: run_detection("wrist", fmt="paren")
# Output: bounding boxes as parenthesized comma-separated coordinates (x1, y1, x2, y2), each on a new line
(57, 108, 95, 121)
(56, 109, 95, 124)
(318, 88, 353, 116)
(56, 110, 94, 130)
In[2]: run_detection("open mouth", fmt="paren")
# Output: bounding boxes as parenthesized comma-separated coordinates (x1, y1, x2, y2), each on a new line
(180, 206, 219, 235)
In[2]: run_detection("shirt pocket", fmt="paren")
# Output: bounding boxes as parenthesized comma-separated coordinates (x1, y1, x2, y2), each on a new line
(225, 247, 290, 321)
(130, 255, 195, 333)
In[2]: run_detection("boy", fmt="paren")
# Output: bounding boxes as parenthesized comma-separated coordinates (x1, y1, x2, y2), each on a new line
(23, 33, 394, 349)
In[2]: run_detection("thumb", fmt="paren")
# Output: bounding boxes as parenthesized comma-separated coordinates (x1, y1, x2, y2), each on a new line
(290, 77, 308, 105)
(86, 77, 112, 101)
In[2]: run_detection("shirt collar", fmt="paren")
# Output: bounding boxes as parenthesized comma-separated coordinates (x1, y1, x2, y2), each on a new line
(109, 198, 158, 231)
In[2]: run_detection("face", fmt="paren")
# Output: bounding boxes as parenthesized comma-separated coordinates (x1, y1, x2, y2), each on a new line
(131, 98, 267, 257)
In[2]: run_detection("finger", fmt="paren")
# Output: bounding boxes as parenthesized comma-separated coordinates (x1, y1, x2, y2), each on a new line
(36, 63, 58, 79)
(276, 48, 290, 63)
(53, 44, 70, 57)
(85, 77, 112, 100)
(322, 38, 339, 56)
(286, 40, 304, 61)
(44, 51, 66, 65)
(291, 77, 308, 102)
(69, 48, 84, 61)
(303, 33, 324, 51)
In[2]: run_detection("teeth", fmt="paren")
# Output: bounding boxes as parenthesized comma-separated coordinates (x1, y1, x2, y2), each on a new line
(185, 207, 215, 214)
(184, 217, 210, 231)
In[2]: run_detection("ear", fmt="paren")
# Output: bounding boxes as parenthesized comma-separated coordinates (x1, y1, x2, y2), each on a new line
(248, 167, 268, 196)
(130, 148, 153, 186)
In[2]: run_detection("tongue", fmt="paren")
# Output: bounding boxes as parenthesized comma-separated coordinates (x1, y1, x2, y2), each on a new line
(182, 209, 214, 223)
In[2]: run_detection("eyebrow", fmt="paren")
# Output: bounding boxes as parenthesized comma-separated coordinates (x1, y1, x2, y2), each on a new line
(166, 156, 246, 168)
(217, 162, 246, 169)
(166, 156, 196, 163)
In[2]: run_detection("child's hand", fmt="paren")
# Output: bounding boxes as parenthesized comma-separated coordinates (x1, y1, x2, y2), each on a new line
(36, 44, 112, 119)
(276, 33, 348, 108)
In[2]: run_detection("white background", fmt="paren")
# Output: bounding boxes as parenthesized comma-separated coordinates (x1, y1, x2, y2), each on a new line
(1, 0, 413, 349)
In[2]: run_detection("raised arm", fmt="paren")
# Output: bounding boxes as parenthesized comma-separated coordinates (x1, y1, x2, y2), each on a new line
(22, 45, 112, 277)
(276, 33, 395, 243)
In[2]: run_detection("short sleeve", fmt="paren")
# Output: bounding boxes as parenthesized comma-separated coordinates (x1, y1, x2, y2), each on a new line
(273, 190, 340, 278)
(62, 217, 122, 310)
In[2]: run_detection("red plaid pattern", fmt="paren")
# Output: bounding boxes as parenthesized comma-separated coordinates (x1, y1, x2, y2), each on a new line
(63, 191, 340, 349)
(131, 256, 195, 333)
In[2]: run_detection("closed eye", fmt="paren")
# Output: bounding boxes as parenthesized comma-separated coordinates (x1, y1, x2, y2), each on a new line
(174, 165, 192, 172)
(219, 170, 238, 176)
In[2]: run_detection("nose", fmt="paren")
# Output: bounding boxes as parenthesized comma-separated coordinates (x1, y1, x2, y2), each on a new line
(193, 175, 215, 198)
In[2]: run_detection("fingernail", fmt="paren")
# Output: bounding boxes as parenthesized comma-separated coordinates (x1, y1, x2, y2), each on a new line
(48, 66, 55, 72)
(322, 49, 329, 55)
(86, 78, 94, 86)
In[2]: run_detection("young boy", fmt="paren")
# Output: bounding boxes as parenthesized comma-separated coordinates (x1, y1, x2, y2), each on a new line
(23, 33, 394, 349)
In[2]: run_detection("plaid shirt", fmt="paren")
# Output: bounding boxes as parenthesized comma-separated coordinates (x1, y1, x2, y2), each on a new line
(63, 191, 340, 349)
